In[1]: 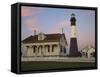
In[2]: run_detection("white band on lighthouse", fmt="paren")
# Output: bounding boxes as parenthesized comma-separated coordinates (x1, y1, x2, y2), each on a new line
(70, 25, 77, 38)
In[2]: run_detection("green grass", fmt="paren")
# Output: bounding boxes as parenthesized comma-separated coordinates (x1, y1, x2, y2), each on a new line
(21, 61, 95, 71)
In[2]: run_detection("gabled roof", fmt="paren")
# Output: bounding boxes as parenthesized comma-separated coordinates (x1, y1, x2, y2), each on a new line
(22, 33, 67, 44)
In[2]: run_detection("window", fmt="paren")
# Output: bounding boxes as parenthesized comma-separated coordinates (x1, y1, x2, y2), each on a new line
(64, 47, 66, 53)
(60, 45, 66, 53)
(45, 45, 50, 52)
(26, 46, 29, 48)
(33, 46, 37, 53)
(52, 45, 54, 52)
(52, 45, 57, 52)
(38, 45, 43, 53)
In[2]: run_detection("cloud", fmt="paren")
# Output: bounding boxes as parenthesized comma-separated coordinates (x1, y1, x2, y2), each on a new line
(25, 18, 39, 32)
(21, 6, 44, 17)
(22, 6, 45, 33)
(21, 6, 32, 16)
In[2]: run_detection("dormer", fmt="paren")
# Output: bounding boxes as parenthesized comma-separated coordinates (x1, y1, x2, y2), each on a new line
(38, 32, 45, 40)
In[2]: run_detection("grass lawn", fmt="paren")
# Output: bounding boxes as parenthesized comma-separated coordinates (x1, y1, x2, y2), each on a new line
(21, 61, 95, 71)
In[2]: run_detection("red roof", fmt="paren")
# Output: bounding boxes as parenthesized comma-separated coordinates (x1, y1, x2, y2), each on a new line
(22, 33, 67, 44)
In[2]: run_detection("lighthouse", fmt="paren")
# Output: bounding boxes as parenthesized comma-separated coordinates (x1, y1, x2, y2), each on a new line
(69, 13, 79, 57)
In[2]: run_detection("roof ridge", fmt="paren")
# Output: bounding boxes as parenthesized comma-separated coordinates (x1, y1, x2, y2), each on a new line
(31, 33, 63, 36)
(22, 33, 67, 43)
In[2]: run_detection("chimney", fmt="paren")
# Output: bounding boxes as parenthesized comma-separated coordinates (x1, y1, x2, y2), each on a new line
(62, 27, 64, 34)
(33, 29, 36, 36)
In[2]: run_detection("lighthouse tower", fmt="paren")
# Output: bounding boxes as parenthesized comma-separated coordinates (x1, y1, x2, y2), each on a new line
(69, 13, 79, 57)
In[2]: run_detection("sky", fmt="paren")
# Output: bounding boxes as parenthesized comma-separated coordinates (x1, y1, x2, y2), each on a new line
(21, 6, 95, 51)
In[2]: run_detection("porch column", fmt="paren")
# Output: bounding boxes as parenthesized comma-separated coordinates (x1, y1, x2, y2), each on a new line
(42, 45, 45, 56)
(27, 46, 33, 56)
(26, 46, 29, 56)
(29, 45, 33, 56)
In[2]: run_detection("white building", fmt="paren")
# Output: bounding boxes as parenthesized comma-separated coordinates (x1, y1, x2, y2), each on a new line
(21, 33, 68, 57)
(81, 45, 95, 58)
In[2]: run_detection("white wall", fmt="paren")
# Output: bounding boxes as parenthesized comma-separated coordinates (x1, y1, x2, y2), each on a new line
(0, 0, 99, 77)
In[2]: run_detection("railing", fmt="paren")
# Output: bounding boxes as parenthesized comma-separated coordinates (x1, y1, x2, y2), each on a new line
(21, 56, 95, 62)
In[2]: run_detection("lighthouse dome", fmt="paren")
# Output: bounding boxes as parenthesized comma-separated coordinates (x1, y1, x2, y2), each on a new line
(70, 13, 76, 25)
